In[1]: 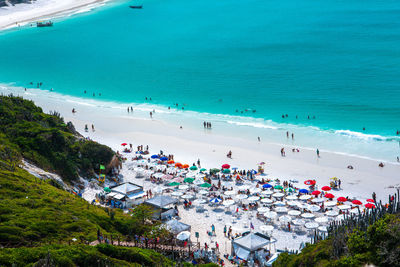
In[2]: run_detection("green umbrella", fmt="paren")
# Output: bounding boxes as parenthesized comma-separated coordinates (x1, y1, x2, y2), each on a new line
(199, 182, 211, 188)
(189, 166, 198, 171)
(200, 168, 207, 172)
(104, 187, 111, 193)
(285, 187, 295, 192)
(222, 169, 231, 174)
(168, 182, 180, 186)
(184, 177, 195, 183)
(274, 185, 283, 190)
(209, 168, 220, 174)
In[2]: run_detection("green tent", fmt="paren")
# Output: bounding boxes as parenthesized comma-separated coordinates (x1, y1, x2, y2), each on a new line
(168, 182, 180, 186)
(274, 185, 283, 190)
(184, 177, 195, 183)
(222, 169, 231, 174)
(199, 182, 211, 188)
(104, 187, 111, 193)
(189, 166, 198, 171)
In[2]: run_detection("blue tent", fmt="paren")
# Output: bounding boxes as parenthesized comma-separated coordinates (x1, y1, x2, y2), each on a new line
(160, 156, 168, 161)
(299, 189, 309, 194)
(262, 184, 272, 189)
(151, 155, 159, 159)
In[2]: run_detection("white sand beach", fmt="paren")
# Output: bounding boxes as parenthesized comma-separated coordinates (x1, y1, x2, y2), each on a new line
(2, 85, 400, 263)
(0, 0, 109, 31)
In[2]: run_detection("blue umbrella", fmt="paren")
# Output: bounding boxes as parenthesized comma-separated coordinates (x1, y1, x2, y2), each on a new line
(251, 170, 257, 174)
(210, 198, 222, 204)
(232, 167, 238, 170)
(160, 156, 168, 161)
(151, 155, 159, 159)
(263, 183, 272, 189)
(299, 189, 309, 194)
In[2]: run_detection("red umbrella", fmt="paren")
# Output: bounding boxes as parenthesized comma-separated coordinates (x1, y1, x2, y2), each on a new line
(324, 193, 335, 199)
(366, 199, 375, 203)
(352, 200, 362, 205)
(365, 203, 376, 209)
(221, 164, 230, 169)
(304, 180, 316, 186)
(311, 190, 321, 196)
(121, 143, 127, 146)
(321, 186, 331, 191)
(337, 197, 347, 202)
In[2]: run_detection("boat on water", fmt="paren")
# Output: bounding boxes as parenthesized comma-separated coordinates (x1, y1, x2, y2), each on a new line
(37, 21, 53, 27)
(129, 5, 143, 9)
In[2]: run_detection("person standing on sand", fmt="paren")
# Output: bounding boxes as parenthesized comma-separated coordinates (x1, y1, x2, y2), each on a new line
(317, 149, 320, 158)
(150, 111, 152, 118)
(224, 225, 227, 237)
(258, 137, 260, 142)
(286, 131, 289, 138)
(292, 133, 294, 140)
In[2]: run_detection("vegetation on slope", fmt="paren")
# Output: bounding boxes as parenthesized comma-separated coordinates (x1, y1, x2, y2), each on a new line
(0, 95, 114, 182)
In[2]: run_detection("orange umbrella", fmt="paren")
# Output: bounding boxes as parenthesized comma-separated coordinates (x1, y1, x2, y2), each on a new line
(182, 164, 189, 169)
(175, 162, 182, 167)
(168, 160, 175, 164)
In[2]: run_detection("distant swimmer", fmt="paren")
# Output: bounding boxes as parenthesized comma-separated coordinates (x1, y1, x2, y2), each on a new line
(282, 114, 285, 118)
(145, 97, 148, 100)
(182, 107, 184, 110)
(84, 90, 86, 94)
(149, 97, 152, 101)
(180, 126, 183, 129)
(396, 130, 399, 135)
(168, 107, 170, 110)
(363, 127, 365, 131)
(99, 93, 101, 96)
(93, 93, 95, 97)
(296, 115, 298, 119)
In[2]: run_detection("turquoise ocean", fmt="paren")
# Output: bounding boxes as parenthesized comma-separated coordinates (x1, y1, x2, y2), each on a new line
(0, 0, 399, 161)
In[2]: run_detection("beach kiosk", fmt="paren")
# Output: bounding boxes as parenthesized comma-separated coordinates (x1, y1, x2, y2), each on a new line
(231, 232, 275, 265)
(108, 182, 145, 208)
(144, 195, 178, 221)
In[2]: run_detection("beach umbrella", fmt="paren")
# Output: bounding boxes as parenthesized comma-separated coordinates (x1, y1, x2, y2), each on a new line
(337, 197, 347, 202)
(160, 156, 168, 161)
(312, 198, 324, 203)
(261, 198, 273, 204)
(167, 160, 175, 164)
(182, 164, 189, 169)
(260, 225, 274, 232)
(325, 201, 337, 207)
(175, 162, 182, 167)
(287, 201, 300, 207)
(318, 226, 328, 233)
(288, 210, 301, 216)
(292, 219, 305, 225)
(199, 182, 211, 188)
(321, 186, 331, 191)
(274, 201, 286, 206)
(311, 190, 321, 196)
(209, 168, 220, 174)
(198, 190, 209, 195)
(365, 203, 376, 209)
(168, 182, 180, 186)
(210, 198, 222, 204)
(224, 190, 236, 196)
(261, 190, 273, 196)
(338, 204, 351, 210)
(251, 169, 257, 174)
(274, 185, 283, 190)
(286, 195, 298, 200)
(315, 217, 328, 224)
(178, 185, 189, 190)
(279, 215, 292, 223)
(184, 177, 195, 183)
(237, 184, 250, 190)
(248, 196, 260, 202)
(250, 187, 261, 194)
(262, 183, 272, 189)
(104, 187, 111, 193)
(264, 211, 278, 219)
(121, 143, 127, 146)
(236, 194, 248, 200)
(305, 222, 319, 229)
(325, 210, 339, 217)
(177, 231, 190, 241)
(299, 189, 309, 194)
(151, 155, 159, 159)
(285, 187, 295, 193)
(200, 168, 207, 172)
(366, 199, 375, 203)
(304, 180, 316, 186)
(222, 169, 231, 174)
(275, 207, 288, 213)
(257, 207, 270, 213)
(324, 193, 335, 199)
(299, 195, 311, 200)
(221, 164, 230, 169)
(352, 200, 362, 205)
(189, 166, 198, 171)
(223, 199, 235, 206)
(181, 194, 195, 199)
(301, 213, 315, 219)
(307, 205, 320, 212)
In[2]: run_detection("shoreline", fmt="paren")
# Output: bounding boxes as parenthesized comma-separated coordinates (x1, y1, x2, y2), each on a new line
(0, 0, 114, 31)
(2, 85, 399, 202)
